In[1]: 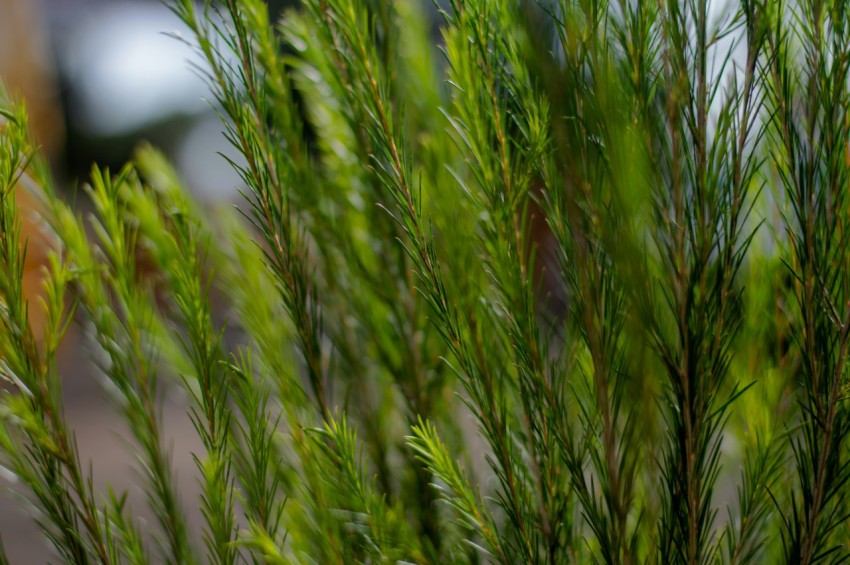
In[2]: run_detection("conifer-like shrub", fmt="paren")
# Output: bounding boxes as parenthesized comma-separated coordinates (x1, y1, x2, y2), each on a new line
(1, 0, 849, 562)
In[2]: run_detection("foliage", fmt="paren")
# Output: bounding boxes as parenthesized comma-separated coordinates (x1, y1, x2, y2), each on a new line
(0, 0, 848, 563)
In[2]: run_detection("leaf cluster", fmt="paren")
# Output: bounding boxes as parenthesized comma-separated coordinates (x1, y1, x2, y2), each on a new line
(0, 0, 848, 564)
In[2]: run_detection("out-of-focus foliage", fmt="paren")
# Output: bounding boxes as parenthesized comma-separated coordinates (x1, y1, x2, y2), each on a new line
(0, 0, 848, 563)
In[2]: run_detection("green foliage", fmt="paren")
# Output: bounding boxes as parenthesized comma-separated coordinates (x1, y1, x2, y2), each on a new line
(2, 0, 850, 563)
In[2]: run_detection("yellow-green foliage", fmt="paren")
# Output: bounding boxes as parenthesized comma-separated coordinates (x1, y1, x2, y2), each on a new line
(1, 0, 850, 563)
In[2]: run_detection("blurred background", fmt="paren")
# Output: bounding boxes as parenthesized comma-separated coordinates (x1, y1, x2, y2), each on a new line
(0, 0, 292, 562)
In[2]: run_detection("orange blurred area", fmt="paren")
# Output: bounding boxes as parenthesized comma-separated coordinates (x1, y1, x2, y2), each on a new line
(0, 0, 64, 161)
(17, 185, 55, 339)
(0, 0, 62, 341)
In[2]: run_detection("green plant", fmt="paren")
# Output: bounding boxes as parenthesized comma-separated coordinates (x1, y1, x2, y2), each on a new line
(1, 0, 849, 562)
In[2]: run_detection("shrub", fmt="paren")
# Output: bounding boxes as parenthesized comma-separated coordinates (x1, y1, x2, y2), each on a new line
(1, 0, 848, 563)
